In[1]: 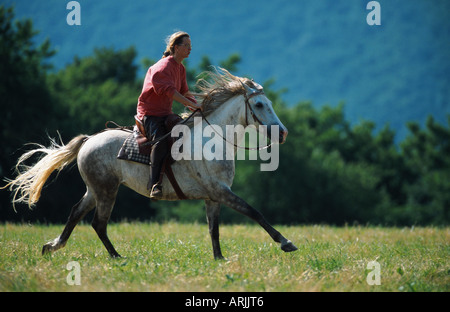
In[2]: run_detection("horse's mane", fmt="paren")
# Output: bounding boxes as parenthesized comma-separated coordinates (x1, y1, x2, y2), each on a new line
(181, 67, 260, 123)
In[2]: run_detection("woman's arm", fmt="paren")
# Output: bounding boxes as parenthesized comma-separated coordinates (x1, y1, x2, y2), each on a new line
(173, 90, 202, 110)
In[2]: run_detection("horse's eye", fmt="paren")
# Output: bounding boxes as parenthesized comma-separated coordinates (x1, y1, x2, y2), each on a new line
(255, 102, 264, 108)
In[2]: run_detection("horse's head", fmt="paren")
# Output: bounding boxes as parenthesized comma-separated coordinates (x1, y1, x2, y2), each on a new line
(239, 79, 288, 144)
(195, 67, 288, 144)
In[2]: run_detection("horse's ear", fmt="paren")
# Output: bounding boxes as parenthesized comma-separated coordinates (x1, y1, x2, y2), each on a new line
(240, 79, 254, 94)
(253, 81, 264, 92)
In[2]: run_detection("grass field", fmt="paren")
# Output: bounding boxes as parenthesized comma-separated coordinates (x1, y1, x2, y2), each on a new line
(0, 222, 448, 292)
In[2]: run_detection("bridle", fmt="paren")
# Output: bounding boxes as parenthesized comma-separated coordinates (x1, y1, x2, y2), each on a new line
(242, 88, 266, 127)
(200, 86, 273, 151)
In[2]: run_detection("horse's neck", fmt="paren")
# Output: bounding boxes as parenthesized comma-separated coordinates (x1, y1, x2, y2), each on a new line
(203, 95, 248, 156)
(206, 95, 245, 131)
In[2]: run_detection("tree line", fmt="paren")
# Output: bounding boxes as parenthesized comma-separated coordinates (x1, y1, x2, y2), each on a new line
(1, 6, 449, 225)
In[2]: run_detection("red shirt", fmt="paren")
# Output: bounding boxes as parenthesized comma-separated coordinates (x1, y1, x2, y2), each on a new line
(136, 56, 189, 119)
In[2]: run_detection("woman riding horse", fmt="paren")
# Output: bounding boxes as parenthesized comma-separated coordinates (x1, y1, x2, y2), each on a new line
(136, 31, 201, 199)
(3, 66, 297, 259)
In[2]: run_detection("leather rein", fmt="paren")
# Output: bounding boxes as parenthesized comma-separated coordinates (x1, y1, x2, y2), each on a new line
(108, 89, 273, 151)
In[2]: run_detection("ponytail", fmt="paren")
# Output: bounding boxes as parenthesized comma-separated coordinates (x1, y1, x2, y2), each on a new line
(162, 50, 171, 58)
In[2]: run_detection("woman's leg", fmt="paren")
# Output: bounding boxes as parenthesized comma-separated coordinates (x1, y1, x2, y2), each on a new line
(144, 116, 169, 197)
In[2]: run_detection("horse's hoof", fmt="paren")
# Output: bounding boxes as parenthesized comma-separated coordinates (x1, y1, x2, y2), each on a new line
(214, 254, 226, 261)
(42, 237, 64, 256)
(42, 243, 53, 255)
(110, 253, 122, 259)
(281, 240, 298, 252)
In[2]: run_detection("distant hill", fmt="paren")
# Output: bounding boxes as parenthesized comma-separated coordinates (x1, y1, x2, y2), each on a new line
(5, 0, 450, 141)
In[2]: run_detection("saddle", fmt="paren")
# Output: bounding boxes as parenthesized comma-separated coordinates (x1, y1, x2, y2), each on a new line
(134, 114, 187, 200)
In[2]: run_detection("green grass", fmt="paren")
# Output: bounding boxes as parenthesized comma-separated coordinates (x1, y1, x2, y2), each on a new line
(0, 222, 448, 292)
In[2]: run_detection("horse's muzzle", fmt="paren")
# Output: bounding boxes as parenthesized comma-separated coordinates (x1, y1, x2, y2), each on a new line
(267, 125, 288, 144)
(279, 128, 288, 144)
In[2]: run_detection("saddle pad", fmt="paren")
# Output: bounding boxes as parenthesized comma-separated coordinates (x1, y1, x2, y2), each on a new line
(117, 131, 150, 165)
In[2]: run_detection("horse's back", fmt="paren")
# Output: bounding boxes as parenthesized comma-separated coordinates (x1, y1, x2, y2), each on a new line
(78, 130, 128, 165)
(77, 130, 130, 189)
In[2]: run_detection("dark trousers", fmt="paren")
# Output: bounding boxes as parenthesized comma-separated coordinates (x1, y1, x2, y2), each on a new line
(143, 115, 169, 187)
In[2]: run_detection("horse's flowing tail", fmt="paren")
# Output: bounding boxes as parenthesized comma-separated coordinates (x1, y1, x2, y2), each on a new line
(2, 134, 89, 209)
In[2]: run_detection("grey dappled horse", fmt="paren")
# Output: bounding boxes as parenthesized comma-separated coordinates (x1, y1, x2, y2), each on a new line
(4, 68, 297, 259)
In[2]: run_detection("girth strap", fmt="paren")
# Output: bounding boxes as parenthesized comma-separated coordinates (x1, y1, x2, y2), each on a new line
(159, 156, 187, 200)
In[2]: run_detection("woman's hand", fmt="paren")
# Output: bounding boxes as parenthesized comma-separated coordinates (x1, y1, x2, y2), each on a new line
(173, 91, 202, 111)
(188, 102, 202, 111)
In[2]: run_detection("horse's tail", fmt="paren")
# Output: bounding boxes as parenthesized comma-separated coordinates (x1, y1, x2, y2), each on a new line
(2, 134, 89, 210)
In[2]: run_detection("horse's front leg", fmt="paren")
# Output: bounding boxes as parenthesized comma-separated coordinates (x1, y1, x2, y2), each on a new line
(214, 186, 298, 253)
(205, 199, 224, 260)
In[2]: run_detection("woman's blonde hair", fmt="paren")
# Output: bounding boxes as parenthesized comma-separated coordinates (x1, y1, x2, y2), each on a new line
(162, 31, 190, 58)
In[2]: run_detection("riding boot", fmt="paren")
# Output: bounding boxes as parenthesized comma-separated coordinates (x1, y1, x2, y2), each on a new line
(149, 139, 168, 199)
(149, 163, 163, 199)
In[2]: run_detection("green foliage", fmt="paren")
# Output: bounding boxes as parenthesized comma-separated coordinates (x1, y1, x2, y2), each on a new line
(395, 116, 450, 224)
(0, 5, 58, 221)
(0, 5, 56, 172)
(47, 46, 141, 139)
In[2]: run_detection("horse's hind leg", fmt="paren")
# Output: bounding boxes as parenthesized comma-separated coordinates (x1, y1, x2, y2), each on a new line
(91, 195, 121, 258)
(42, 190, 95, 255)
